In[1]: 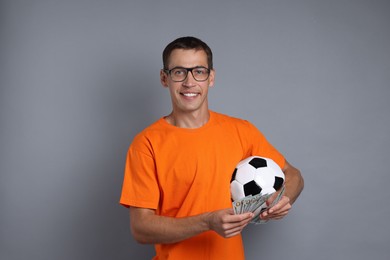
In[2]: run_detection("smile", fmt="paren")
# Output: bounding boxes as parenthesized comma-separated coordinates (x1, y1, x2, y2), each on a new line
(182, 92, 198, 97)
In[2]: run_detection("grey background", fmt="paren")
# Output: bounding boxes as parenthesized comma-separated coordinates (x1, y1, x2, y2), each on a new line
(1, 0, 389, 259)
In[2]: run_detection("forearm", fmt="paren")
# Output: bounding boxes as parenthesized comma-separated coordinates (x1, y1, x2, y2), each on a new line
(130, 207, 211, 244)
(283, 160, 304, 204)
(129, 207, 253, 244)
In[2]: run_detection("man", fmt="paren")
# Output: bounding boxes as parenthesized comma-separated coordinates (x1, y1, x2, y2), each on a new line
(120, 36, 304, 260)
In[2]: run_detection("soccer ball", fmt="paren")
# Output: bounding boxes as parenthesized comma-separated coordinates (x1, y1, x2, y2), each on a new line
(230, 156, 285, 201)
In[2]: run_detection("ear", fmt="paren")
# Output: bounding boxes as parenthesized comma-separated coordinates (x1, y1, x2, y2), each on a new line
(160, 70, 169, 88)
(208, 69, 215, 87)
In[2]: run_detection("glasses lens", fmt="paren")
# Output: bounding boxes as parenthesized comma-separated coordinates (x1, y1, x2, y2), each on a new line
(191, 67, 209, 81)
(170, 68, 187, 81)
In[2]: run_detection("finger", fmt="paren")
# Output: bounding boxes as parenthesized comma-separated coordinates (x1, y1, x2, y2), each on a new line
(270, 202, 291, 215)
(268, 196, 290, 214)
(261, 203, 291, 220)
(224, 221, 251, 237)
(225, 212, 253, 224)
(224, 213, 253, 228)
(263, 207, 290, 220)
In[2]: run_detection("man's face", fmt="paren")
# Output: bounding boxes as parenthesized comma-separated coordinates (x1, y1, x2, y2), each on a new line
(160, 49, 215, 115)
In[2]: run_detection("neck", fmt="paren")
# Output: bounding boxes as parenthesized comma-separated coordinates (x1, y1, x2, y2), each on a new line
(166, 110, 210, 129)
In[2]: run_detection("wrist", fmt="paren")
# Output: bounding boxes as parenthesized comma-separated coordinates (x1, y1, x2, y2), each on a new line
(201, 212, 213, 232)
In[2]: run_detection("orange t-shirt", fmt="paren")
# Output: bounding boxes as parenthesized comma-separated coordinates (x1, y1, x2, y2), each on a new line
(120, 111, 285, 260)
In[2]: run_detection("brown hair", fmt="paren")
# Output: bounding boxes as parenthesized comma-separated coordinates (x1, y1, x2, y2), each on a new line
(162, 36, 213, 70)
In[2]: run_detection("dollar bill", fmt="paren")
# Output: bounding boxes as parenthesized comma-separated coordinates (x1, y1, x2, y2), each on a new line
(232, 186, 286, 225)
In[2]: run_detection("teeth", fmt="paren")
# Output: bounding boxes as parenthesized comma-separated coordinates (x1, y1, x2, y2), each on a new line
(183, 93, 197, 97)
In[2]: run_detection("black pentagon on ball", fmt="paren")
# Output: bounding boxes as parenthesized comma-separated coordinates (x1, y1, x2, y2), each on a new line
(230, 168, 237, 183)
(243, 180, 262, 196)
(248, 157, 267, 169)
(273, 176, 284, 191)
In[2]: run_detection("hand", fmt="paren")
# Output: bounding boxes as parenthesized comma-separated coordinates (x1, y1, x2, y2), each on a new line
(207, 208, 253, 238)
(260, 194, 291, 221)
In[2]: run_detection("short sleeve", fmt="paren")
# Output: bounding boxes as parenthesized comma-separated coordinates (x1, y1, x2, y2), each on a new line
(119, 135, 160, 209)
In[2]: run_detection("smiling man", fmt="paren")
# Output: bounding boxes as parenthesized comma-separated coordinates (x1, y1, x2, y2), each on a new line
(161, 45, 214, 128)
(120, 36, 304, 260)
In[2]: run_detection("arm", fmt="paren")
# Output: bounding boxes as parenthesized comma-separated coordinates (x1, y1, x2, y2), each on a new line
(282, 160, 304, 204)
(260, 160, 304, 220)
(129, 207, 253, 244)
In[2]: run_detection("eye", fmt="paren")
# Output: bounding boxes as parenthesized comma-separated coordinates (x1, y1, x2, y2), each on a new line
(172, 69, 185, 75)
(194, 68, 207, 75)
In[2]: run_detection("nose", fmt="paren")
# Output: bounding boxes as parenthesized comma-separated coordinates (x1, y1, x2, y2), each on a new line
(182, 70, 197, 87)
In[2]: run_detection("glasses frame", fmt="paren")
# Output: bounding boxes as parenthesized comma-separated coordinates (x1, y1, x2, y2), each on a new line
(163, 66, 211, 82)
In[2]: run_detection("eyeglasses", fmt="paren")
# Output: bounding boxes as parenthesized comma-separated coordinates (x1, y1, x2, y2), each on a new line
(163, 66, 211, 82)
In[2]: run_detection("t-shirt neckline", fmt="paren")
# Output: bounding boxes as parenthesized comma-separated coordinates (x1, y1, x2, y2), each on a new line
(159, 111, 216, 132)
